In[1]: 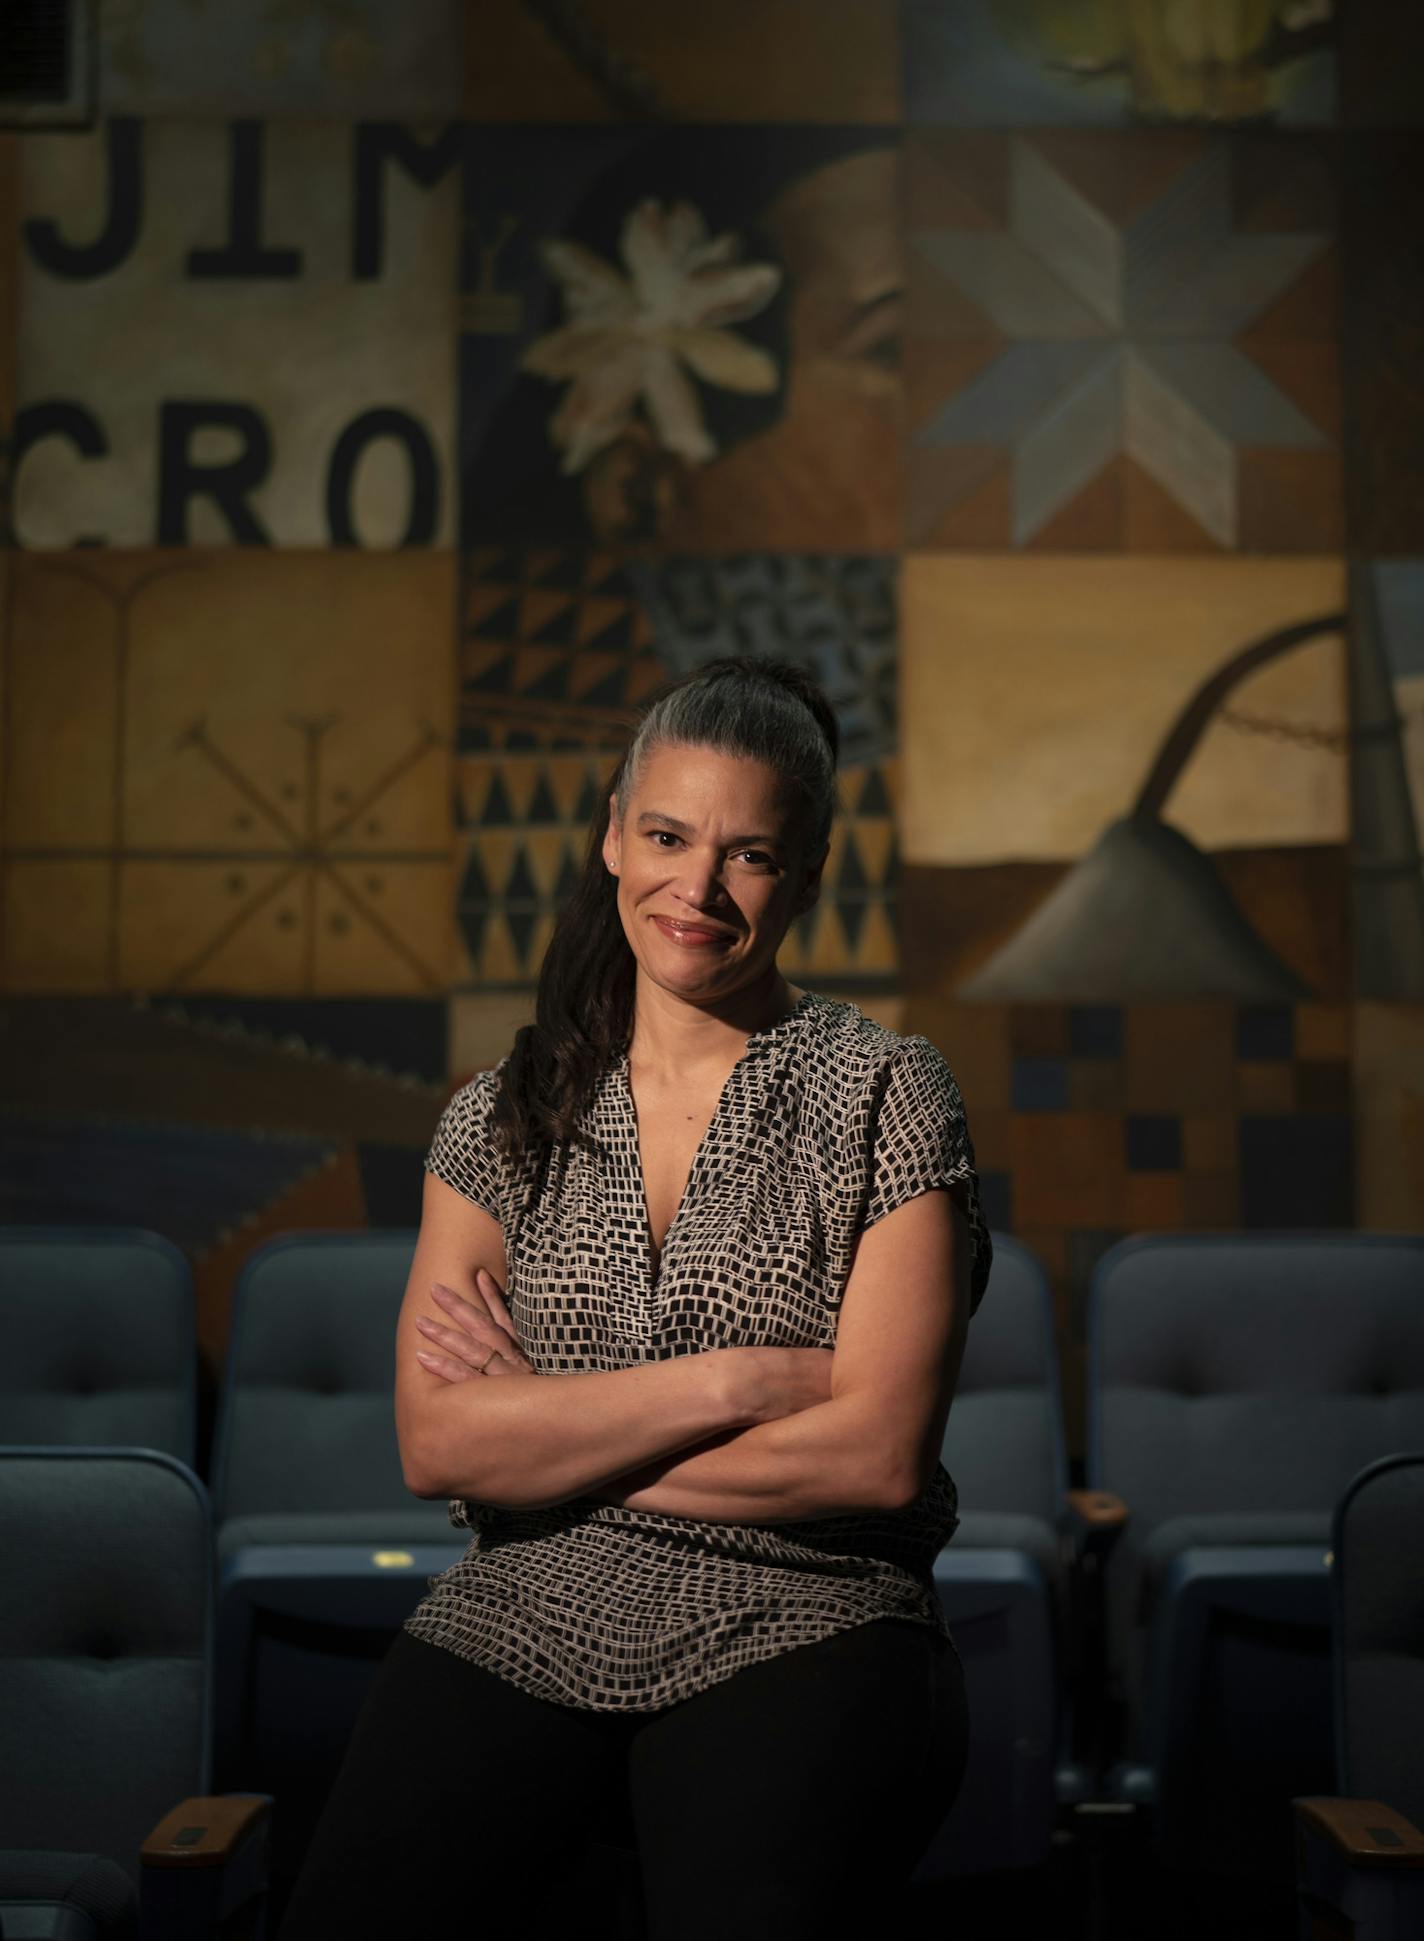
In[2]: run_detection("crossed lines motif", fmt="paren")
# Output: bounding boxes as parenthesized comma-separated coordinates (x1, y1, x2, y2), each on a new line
(4, 559, 449, 993)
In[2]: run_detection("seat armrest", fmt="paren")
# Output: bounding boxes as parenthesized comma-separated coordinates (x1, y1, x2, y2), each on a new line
(1294, 1798, 1424, 1869)
(1057, 1491, 1130, 1784)
(1064, 1489, 1127, 1528)
(141, 1795, 272, 1868)
(1063, 1489, 1129, 1562)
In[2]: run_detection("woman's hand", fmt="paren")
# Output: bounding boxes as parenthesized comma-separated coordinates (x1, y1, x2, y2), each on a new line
(414, 1269, 534, 1381)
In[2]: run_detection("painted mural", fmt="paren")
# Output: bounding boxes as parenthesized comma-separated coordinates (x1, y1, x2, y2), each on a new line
(904, 130, 1339, 551)
(1, 0, 1419, 1411)
(3, 552, 455, 992)
(902, 0, 1337, 127)
(459, 125, 901, 552)
(15, 117, 459, 548)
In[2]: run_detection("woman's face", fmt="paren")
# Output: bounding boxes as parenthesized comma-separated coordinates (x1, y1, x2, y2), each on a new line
(602, 740, 824, 1008)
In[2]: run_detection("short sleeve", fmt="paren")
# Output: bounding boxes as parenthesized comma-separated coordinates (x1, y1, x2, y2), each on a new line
(424, 1064, 507, 1226)
(862, 1038, 993, 1315)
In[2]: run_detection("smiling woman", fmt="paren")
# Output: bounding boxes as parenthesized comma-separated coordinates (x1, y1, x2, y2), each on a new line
(275, 656, 992, 1941)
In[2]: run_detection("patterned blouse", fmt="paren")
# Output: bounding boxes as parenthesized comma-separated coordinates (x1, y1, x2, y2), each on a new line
(402, 989, 992, 1712)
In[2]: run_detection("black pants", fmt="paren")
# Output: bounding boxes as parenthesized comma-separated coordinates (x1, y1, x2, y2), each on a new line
(274, 1617, 969, 1940)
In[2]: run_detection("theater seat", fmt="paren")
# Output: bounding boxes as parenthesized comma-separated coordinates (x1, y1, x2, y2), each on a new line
(209, 1232, 465, 1904)
(915, 1234, 1084, 1879)
(0, 1228, 196, 1464)
(1295, 1452, 1424, 1941)
(0, 1447, 270, 1939)
(1087, 1233, 1424, 1882)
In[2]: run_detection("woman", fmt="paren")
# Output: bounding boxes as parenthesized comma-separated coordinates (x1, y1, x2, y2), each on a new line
(276, 656, 992, 1939)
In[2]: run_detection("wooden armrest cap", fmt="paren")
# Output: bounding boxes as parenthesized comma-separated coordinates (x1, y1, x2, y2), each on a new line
(1294, 1798, 1424, 1869)
(142, 1794, 272, 1869)
(1065, 1488, 1128, 1528)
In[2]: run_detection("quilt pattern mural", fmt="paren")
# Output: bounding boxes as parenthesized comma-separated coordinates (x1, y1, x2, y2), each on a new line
(904, 130, 1339, 551)
(3, 0, 1421, 1399)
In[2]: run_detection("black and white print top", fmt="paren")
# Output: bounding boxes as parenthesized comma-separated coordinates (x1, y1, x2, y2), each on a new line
(402, 989, 992, 1712)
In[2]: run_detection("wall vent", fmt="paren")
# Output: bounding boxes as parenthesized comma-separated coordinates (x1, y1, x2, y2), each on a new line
(0, 0, 94, 128)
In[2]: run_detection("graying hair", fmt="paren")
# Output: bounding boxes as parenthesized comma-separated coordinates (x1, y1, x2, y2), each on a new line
(615, 665, 838, 858)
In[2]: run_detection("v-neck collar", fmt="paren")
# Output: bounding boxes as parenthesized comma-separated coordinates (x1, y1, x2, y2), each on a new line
(612, 990, 817, 1290)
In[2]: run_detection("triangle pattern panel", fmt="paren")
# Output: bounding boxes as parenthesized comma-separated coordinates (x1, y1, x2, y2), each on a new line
(457, 902, 488, 969)
(511, 646, 573, 697)
(627, 555, 898, 770)
(853, 818, 897, 886)
(456, 611, 900, 990)
(456, 748, 611, 990)
(527, 773, 560, 823)
(459, 546, 669, 756)
(852, 900, 899, 978)
(810, 903, 853, 977)
(523, 827, 572, 897)
(467, 593, 521, 640)
(522, 593, 579, 648)
(577, 597, 636, 648)
(528, 551, 584, 592)
(801, 758, 900, 987)
(478, 914, 527, 986)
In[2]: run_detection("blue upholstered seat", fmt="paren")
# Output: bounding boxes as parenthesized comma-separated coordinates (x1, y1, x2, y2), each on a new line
(0, 1227, 196, 1464)
(917, 1234, 1077, 1879)
(0, 1448, 270, 1938)
(1087, 1233, 1424, 1881)
(210, 1231, 464, 1871)
(1294, 1452, 1424, 1940)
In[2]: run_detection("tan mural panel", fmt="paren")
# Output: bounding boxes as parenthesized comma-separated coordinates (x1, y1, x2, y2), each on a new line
(4, 862, 113, 990)
(901, 555, 1347, 867)
(16, 119, 458, 548)
(462, 0, 899, 123)
(2, 557, 132, 851)
(1, 552, 456, 995)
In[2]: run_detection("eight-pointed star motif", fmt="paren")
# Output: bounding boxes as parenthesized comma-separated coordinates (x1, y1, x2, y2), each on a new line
(521, 198, 782, 475)
(912, 141, 1331, 546)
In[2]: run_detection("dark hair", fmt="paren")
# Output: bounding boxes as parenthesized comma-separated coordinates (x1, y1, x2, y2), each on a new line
(491, 656, 839, 1169)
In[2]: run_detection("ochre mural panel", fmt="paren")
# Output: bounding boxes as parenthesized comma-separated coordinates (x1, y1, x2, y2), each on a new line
(1, 552, 456, 996)
(1, 561, 127, 850)
(462, 1, 900, 124)
(899, 555, 1347, 1003)
(4, 863, 112, 990)
(118, 860, 310, 993)
(901, 555, 1346, 865)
